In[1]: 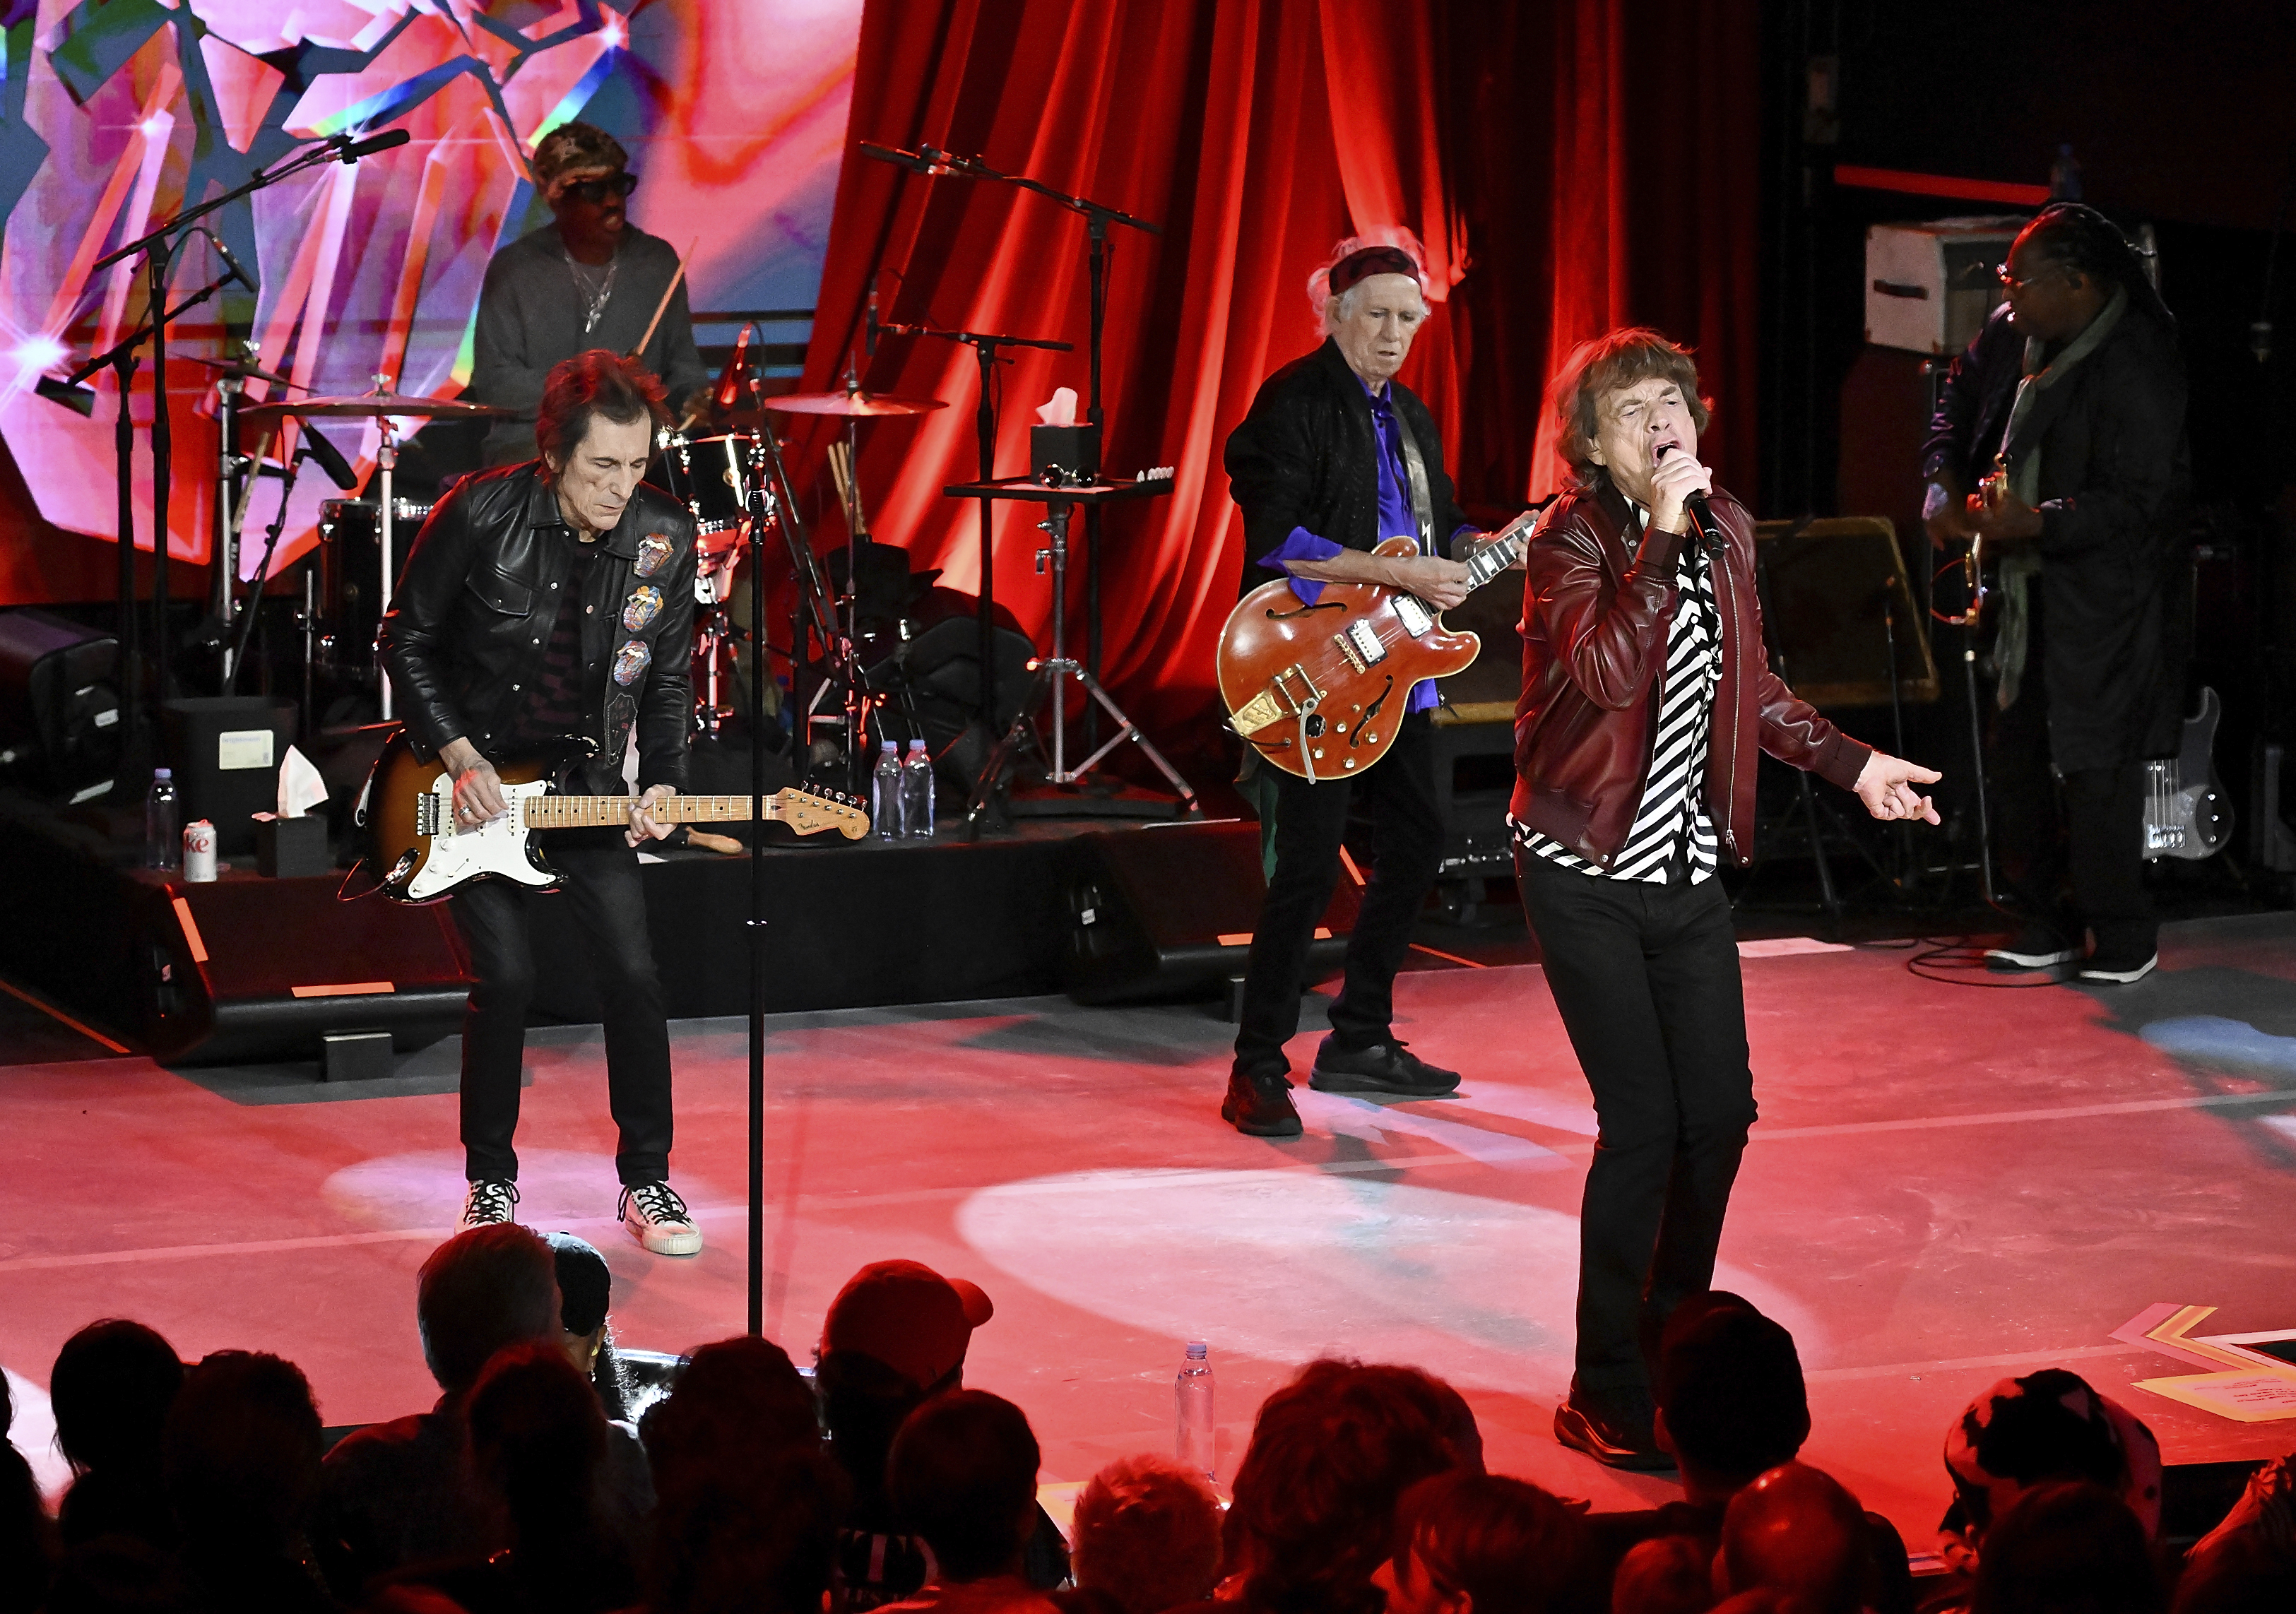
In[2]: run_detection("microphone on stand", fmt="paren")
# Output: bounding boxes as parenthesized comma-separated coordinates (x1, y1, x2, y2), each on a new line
(338, 129, 410, 162)
(298, 424, 360, 492)
(201, 230, 258, 294)
(857, 141, 941, 175)
(866, 272, 880, 357)
(714, 323, 755, 415)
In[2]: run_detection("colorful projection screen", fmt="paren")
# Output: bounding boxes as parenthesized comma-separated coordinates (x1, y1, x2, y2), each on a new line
(0, 0, 858, 578)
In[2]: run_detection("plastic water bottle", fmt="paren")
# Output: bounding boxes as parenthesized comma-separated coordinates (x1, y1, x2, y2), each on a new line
(1176, 1341, 1215, 1481)
(901, 740, 935, 840)
(144, 768, 180, 871)
(871, 740, 903, 841)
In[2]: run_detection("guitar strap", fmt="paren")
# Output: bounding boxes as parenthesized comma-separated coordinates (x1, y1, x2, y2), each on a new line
(1393, 403, 1436, 555)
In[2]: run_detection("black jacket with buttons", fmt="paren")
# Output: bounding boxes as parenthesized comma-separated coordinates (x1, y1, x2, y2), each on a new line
(379, 462, 697, 792)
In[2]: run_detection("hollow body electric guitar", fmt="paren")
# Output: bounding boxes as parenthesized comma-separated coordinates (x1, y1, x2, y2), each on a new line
(362, 731, 869, 903)
(1217, 511, 1537, 781)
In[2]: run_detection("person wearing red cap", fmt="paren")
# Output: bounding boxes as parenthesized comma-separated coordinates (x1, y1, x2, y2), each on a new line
(815, 1261, 1068, 1610)
(1220, 239, 1484, 1139)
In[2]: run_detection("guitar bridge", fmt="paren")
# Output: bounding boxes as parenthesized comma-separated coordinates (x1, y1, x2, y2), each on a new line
(415, 793, 442, 837)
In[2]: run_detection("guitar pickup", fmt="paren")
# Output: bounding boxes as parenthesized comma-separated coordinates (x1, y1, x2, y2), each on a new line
(1339, 619, 1386, 667)
(1390, 595, 1433, 637)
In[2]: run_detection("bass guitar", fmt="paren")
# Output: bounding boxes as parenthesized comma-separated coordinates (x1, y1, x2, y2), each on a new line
(2143, 685, 2232, 861)
(1217, 511, 1537, 781)
(360, 731, 869, 904)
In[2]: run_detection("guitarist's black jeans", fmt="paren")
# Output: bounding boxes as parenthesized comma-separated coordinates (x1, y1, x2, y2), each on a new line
(450, 832, 673, 1186)
(1233, 709, 1444, 1077)
(1989, 677, 2155, 955)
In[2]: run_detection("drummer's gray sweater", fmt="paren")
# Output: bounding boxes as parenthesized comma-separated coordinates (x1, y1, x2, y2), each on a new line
(469, 222, 709, 465)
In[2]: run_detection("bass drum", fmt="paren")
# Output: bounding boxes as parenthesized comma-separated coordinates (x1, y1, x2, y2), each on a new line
(316, 497, 434, 684)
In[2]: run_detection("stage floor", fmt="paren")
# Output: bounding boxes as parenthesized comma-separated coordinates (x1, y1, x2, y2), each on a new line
(6, 910, 2296, 1553)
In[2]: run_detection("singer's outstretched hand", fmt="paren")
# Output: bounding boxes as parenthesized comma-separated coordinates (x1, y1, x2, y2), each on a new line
(1852, 751, 1943, 824)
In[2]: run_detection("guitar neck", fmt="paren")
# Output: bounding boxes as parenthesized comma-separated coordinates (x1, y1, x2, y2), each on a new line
(521, 794, 776, 829)
(1455, 511, 1539, 593)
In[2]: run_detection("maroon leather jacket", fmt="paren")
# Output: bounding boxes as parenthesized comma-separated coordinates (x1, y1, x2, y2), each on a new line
(1511, 477, 1871, 868)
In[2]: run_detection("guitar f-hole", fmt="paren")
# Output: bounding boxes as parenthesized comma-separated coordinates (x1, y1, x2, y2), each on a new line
(1350, 677, 1395, 747)
(1265, 599, 1344, 621)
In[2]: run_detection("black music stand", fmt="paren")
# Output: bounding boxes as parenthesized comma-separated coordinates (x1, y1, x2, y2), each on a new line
(942, 475, 1195, 836)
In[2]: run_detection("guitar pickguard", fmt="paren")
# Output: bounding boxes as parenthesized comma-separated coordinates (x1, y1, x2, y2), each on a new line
(401, 778, 562, 901)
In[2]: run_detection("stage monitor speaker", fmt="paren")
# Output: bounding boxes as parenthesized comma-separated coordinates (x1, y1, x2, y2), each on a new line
(0, 607, 119, 792)
(1062, 820, 1361, 1005)
(138, 875, 470, 1065)
(1753, 518, 1941, 709)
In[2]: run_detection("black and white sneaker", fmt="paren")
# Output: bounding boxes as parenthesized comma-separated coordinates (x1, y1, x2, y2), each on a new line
(620, 1181, 702, 1256)
(457, 1177, 519, 1231)
(2078, 947, 2159, 985)
(1984, 924, 2079, 971)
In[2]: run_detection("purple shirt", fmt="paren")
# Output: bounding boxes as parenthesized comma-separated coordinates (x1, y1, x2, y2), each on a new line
(1260, 372, 1470, 713)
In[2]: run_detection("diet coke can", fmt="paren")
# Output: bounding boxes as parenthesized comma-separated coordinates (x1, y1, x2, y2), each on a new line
(183, 819, 218, 882)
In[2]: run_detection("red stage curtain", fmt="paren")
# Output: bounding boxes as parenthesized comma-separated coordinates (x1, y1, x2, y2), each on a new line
(791, 0, 1759, 749)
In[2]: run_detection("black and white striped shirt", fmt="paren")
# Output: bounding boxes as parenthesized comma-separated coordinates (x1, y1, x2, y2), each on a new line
(1513, 507, 1724, 884)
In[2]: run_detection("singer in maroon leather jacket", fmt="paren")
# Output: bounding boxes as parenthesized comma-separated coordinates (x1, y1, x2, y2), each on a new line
(1510, 477, 1867, 862)
(1513, 328, 1942, 1472)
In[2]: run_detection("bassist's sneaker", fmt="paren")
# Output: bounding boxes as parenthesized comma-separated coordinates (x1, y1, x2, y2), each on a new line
(620, 1180, 703, 1256)
(2078, 945, 2159, 985)
(1310, 1036, 1460, 1096)
(457, 1177, 519, 1231)
(1984, 924, 2078, 971)
(1222, 1072, 1303, 1138)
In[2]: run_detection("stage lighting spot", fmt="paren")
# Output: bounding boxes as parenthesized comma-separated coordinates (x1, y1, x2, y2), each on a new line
(322, 1149, 637, 1230)
(4, 1366, 71, 1504)
(2141, 1015, 2296, 1078)
(957, 1169, 1824, 1394)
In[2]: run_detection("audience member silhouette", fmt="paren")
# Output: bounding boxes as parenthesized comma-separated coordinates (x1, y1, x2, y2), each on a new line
(1371, 1469, 1585, 1614)
(160, 1351, 332, 1614)
(1067, 1454, 1223, 1614)
(1, 1369, 56, 1614)
(545, 1231, 639, 1424)
(1612, 1533, 1716, 1614)
(309, 1224, 652, 1601)
(51, 1319, 184, 1551)
(1212, 1358, 1462, 1614)
(880, 1389, 1057, 1614)
(42, 1536, 192, 1614)
(2175, 1452, 2296, 1614)
(1714, 1462, 1871, 1614)
(1968, 1480, 2162, 1614)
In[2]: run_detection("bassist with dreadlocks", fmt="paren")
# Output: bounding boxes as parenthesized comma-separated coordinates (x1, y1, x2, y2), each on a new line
(1922, 203, 2191, 985)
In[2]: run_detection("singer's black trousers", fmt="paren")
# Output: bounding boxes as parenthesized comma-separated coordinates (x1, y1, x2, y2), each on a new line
(1515, 850, 1757, 1396)
(449, 831, 675, 1187)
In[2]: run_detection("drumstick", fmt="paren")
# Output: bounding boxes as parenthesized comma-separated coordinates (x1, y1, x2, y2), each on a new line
(629, 237, 698, 363)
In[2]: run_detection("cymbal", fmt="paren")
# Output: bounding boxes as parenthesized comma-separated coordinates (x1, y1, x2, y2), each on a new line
(239, 393, 510, 425)
(758, 389, 948, 418)
(184, 355, 299, 389)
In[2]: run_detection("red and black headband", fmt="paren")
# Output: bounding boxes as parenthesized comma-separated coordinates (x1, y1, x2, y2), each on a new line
(1327, 245, 1421, 297)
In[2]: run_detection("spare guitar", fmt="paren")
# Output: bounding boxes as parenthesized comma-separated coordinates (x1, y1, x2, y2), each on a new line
(360, 730, 869, 903)
(1217, 509, 1538, 781)
(2143, 685, 2232, 861)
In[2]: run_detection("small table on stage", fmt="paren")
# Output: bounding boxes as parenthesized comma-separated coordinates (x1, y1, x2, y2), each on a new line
(942, 473, 1197, 834)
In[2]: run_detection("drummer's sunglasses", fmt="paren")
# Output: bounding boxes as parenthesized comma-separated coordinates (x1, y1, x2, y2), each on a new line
(562, 172, 637, 204)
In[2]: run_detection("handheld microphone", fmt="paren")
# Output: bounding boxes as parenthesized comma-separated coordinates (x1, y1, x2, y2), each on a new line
(866, 272, 880, 358)
(1654, 444, 1727, 556)
(202, 230, 257, 293)
(338, 129, 410, 162)
(298, 424, 360, 491)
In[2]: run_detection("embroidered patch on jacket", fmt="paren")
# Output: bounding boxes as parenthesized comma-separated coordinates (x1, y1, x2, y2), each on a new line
(634, 533, 676, 578)
(611, 639, 653, 686)
(622, 585, 664, 632)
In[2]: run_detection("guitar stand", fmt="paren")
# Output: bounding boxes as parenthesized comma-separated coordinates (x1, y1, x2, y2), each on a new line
(960, 496, 1197, 838)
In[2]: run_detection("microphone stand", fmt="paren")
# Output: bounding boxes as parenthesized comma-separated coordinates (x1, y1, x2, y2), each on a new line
(889, 148, 1158, 742)
(879, 317, 1071, 811)
(72, 131, 403, 798)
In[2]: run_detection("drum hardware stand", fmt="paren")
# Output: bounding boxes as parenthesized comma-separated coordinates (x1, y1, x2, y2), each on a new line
(945, 480, 1197, 840)
(877, 316, 1071, 806)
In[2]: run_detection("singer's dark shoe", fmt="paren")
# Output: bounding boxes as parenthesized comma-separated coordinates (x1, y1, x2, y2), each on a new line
(1223, 1072, 1303, 1139)
(1554, 1384, 1672, 1471)
(1309, 1037, 1460, 1098)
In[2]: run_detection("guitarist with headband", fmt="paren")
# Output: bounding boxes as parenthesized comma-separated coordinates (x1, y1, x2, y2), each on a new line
(1218, 239, 1481, 1139)
(381, 350, 704, 1256)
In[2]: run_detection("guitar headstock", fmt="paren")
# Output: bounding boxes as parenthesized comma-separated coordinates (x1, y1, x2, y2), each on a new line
(770, 785, 871, 839)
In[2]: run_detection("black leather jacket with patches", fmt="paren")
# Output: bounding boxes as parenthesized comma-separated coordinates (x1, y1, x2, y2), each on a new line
(379, 462, 697, 792)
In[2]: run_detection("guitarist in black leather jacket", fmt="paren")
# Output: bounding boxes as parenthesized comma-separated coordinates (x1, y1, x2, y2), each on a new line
(1217, 243, 1479, 1139)
(379, 350, 705, 1254)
